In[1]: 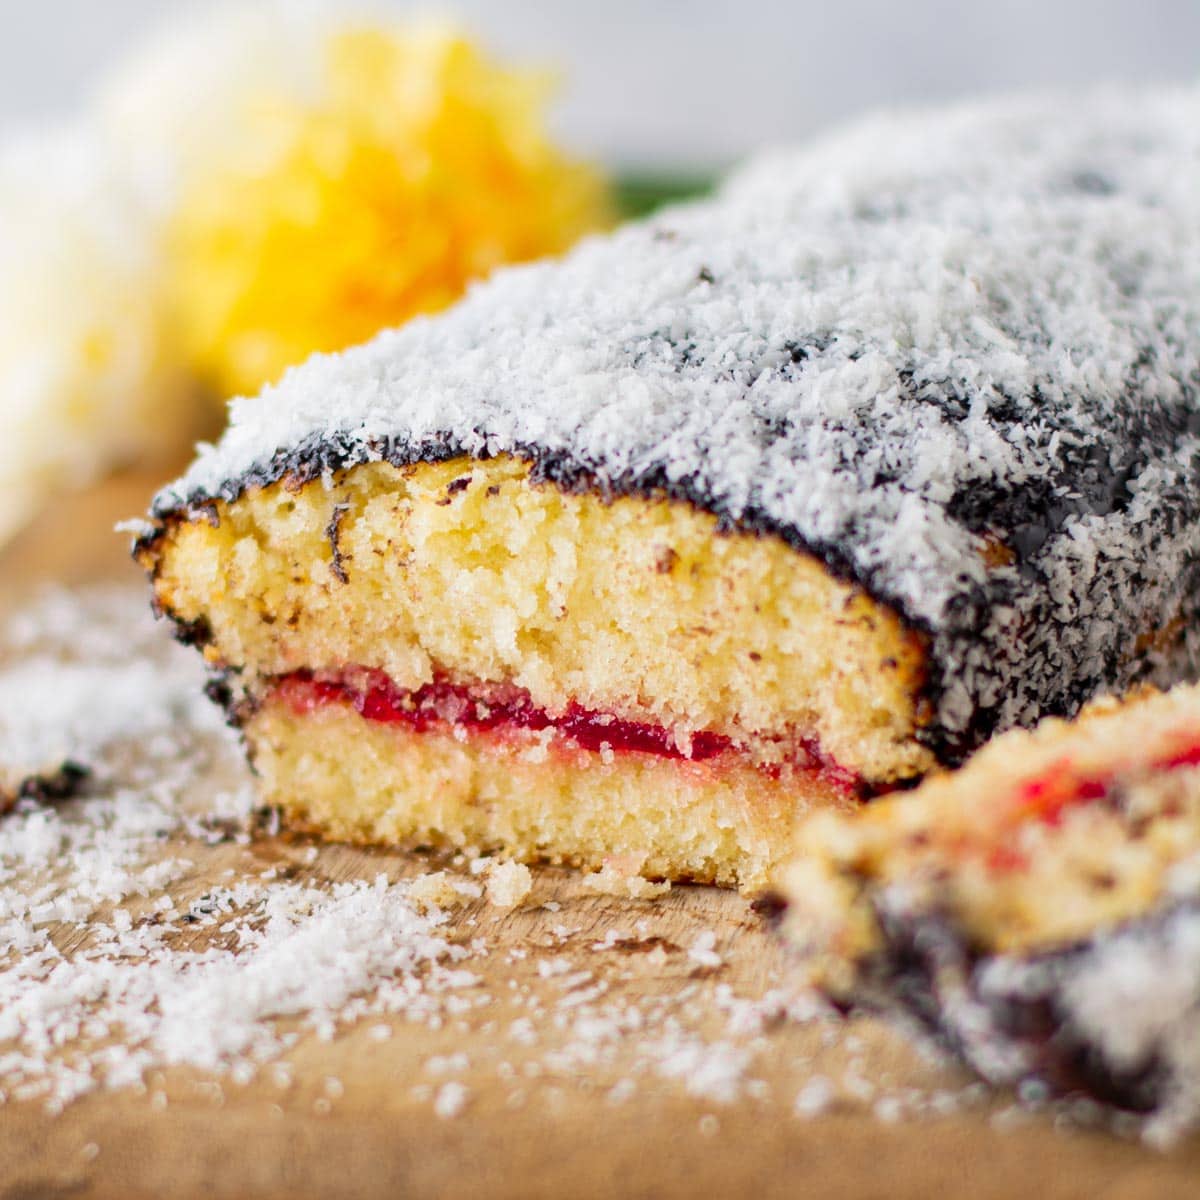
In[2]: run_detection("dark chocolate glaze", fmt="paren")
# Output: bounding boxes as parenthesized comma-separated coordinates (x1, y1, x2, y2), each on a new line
(3, 761, 91, 810)
(845, 898, 1200, 1113)
(23, 760, 90, 803)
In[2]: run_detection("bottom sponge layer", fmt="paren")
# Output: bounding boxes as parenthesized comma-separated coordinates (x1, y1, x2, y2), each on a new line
(247, 691, 860, 891)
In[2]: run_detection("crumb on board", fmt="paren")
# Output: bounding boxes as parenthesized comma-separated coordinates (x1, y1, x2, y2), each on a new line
(484, 860, 533, 908)
(407, 870, 481, 914)
(581, 865, 671, 900)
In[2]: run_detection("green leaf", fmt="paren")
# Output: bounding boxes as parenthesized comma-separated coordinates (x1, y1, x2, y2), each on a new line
(614, 172, 718, 220)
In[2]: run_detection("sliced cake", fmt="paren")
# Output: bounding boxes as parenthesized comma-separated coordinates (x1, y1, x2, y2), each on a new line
(776, 684, 1200, 1117)
(137, 87, 1200, 890)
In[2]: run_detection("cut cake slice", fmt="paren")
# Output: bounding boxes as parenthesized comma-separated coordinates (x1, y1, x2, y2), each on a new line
(776, 683, 1200, 1116)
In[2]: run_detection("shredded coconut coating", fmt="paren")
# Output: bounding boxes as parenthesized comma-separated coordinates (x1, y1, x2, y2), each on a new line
(152, 86, 1200, 759)
(937, 894, 1200, 1145)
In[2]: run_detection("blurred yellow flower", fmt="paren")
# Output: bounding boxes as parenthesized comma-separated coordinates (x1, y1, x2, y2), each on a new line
(0, 7, 612, 548)
(168, 24, 613, 399)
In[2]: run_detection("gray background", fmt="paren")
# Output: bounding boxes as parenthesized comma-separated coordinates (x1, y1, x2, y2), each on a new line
(2, 1, 1198, 167)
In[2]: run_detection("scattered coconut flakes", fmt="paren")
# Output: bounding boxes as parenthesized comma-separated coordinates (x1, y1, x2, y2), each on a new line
(0, 587, 472, 1110)
(580, 866, 671, 900)
(645, 1033, 753, 1105)
(425, 1052, 469, 1075)
(688, 930, 723, 970)
(484, 860, 532, 908)
(795, 1076, 835, 1118)
(508, 1018, 538, 1047)
(433, 1080, 469, 1119)
(0, 585, 227, 803)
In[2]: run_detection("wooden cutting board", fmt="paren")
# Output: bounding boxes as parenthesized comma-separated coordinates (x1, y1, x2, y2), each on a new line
(1, 473, 1198, 1200)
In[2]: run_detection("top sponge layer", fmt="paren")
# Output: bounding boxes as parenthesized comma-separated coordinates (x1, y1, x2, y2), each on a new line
(147, 86, 1200, 760)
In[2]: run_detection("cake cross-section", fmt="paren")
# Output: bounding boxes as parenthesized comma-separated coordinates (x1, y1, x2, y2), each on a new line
(137, 86, 1200, 890)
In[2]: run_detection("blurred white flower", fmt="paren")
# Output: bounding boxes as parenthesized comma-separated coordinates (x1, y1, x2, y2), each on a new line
(0, 127, 191, 546)
(98, 0, 336, 215)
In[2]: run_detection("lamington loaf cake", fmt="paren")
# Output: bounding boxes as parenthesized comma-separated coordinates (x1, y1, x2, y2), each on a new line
(776, 683, 1200, 1125)
(137, 86, 1200, 890)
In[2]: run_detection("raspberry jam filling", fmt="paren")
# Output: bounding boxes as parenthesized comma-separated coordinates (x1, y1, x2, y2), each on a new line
(982, 735, 1200, 873)
(1013, 738, 1200, 826)
(273, 668, 859, 789)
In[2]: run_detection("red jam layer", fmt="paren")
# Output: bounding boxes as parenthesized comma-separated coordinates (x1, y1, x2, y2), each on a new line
(982, 735, 1200, 873)
(1013, 738, 1200, 827)
(273, 668, 859, 789)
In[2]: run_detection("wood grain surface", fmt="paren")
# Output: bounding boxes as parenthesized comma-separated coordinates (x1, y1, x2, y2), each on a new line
(1, 473, 1198, 1200)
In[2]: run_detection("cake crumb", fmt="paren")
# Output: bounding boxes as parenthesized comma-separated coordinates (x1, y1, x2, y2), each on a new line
(581, 866, 671, 900)
(407, 871, 477, 913)
(485, 860, 533, 908)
